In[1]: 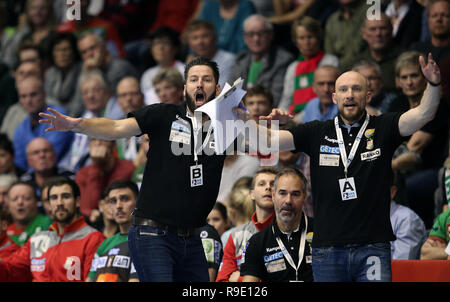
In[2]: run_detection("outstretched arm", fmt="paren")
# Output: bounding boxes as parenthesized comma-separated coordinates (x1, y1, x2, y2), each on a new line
(39, 108, 141, 140)
(398, 53, 441, 137)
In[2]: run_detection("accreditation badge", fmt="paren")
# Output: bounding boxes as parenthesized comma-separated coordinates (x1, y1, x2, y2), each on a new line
(190, 164, 203, 187)
(338, 177, 357, 201)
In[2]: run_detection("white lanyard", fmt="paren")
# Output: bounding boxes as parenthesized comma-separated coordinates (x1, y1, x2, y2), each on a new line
(334, 114, 370, 178)
(186, 111, 213, 163)
(273, 211, 308, 282)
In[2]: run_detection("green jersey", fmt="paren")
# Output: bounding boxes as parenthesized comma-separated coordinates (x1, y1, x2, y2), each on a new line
(7, 213, 52, 246)
(429, 209, 450, 244)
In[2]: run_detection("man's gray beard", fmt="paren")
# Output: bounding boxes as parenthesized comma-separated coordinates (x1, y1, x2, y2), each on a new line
(185, 91, 216, 113)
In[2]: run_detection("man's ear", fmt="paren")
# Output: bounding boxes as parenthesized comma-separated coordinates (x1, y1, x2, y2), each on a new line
(216, 83, 221, 96)
(332, 92, 337, 105)
(366, 90, 373, 104)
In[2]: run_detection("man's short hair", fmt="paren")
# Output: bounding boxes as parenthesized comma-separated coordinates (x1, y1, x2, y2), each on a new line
(0, 174, 18, 189)
(184, 56, 219, 85)
(244, 14, 273, 32)
(243, 84, 274, 107)
(8, 180, 38, 201)
(47, 177, 81, 199)
(291, 15, 323, 43)
(251, 167, 279, 189)
(395, 50, 425, 77)
(104, 180, 139, 200)
(148, 26, 181, 49)
(273, 167, 308, 194)
(77, 32, 105, 45)
(79, 69, 109, 91)
(184, 20, 216, 38)
(352, 59, 382, 76)
(152, 68, 184, 89)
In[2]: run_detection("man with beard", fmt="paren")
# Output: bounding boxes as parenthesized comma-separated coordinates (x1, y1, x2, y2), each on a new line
(241, 167, 313, 282)
(234, 53, 441, 281)
(216, 167, 277, 282)
(0, 177, 105, 281)
(38, 57, 237, 281)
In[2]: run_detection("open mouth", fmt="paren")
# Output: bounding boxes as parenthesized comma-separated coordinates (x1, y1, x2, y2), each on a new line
(195, 91, 206, 106)
(344, 103, 357, 109)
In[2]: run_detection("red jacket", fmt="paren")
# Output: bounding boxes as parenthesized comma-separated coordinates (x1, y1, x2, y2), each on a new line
(0, 233, 20, 259)
(216, 212, 274, 282)
(75, 158, 135, 217)
(0, 217, 105, 282)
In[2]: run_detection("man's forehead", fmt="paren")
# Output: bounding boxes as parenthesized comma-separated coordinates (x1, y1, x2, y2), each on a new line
(187, 65, 214, 77)
(49, 184, 72, 195)
(108, 188, 134, 198)
(336, 72, 366, 87)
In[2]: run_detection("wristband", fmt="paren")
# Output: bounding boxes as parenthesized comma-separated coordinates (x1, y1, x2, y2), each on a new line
(428, 80, 440, 86)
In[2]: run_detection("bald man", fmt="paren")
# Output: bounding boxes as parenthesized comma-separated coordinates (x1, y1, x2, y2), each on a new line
(236, 53, 441, 282)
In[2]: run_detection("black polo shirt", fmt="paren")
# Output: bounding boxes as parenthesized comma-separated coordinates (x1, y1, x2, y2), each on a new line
(240, 217, 314, 282)
(128, 102, 226, 228)
(288, 112, 404, 247)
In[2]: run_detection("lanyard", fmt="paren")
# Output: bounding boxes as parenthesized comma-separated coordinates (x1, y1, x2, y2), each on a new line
(334, 114, 369, 178)
(273, 211, 308, 282)
(186, 111, 213, 163)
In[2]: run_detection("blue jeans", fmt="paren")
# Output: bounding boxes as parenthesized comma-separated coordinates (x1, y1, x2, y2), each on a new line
(128, 225, 209, 282)
(312, 243, 392, 282)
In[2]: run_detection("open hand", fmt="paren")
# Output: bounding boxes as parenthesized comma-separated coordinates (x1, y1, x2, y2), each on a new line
(420, 53, 441, 85)
(259, 108, 293, 126)
(39, 107, 82, 132)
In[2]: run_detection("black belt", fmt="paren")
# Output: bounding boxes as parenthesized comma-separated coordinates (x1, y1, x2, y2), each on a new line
(132, 216, 198, 237)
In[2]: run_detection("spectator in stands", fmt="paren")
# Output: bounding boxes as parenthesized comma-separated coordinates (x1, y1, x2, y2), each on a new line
(197, 0, 256, 54)
(0, 177, 105, 281)
(411, 0, 450, 65)
(207, 202, 230, 238)
(87, 180, 139, 282)
(390, 176, 427, 259)
(75, 138, 135, 224)
(58, 0, 125, 58)
(58, 70, 123, 173)
(390, 51, 449, 228)
(13, 76, 74, 172)
(279, 16, 339, 116)
(302, 65, 339, 123)
(243, 84, 273, 122)
(324, 0, 368, 71)
(44, 32, 83, 117)
(420, 208, 450, 259)
(184, 20, 235, 88)
(1, 0, 57, 70)
(351, 59, 398, 114)
(0, 174, 18, 211)
(20, 138, 74, 197)
(77, 33, 137, 100)
(352, 13, 405, 90)
(0, 134, 23, 178)
(6, 181, 52, 247)
(384, 0, 424, 49)
(115, 76, 145, 164)
(220, 186, 255, 247)
(216, 167, 277, 282)
(152, 69, 185, 105)
(229, 14, 294, 107)
(140, 27, 185, 105)
(1, 61, 42, 141)
(16, 42, 46, 71)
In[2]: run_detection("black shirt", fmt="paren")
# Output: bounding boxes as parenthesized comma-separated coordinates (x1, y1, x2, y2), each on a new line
(128, 103, 226, 228)
(288, 112, 403, 247)
(240, 216, 314, 282)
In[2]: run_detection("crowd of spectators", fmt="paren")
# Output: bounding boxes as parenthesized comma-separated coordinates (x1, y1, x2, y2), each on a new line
(0, 0, 449, 282)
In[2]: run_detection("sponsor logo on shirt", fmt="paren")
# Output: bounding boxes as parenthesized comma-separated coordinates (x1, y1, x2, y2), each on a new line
(320, 145, 340, 154)
(31, 258, 46, 272)
(264, 251, 284, 263)
(97, 256, 108, 268)
(360, 148, 381, 161)
(324, 136, 339, 144)
(112, 255, 131, 269)
(108, 248, 120, 256)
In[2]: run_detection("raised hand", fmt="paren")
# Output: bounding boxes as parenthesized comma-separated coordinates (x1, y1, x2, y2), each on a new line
(420, 53, 441, 86)
(38, 107, 82, 132)
(259, 108, 293, 126)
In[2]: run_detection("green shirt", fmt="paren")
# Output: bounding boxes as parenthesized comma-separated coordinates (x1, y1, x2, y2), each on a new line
(247, 60, 263, 85)
(429, 209, 450, 244)
(8, 213, 53, 246)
